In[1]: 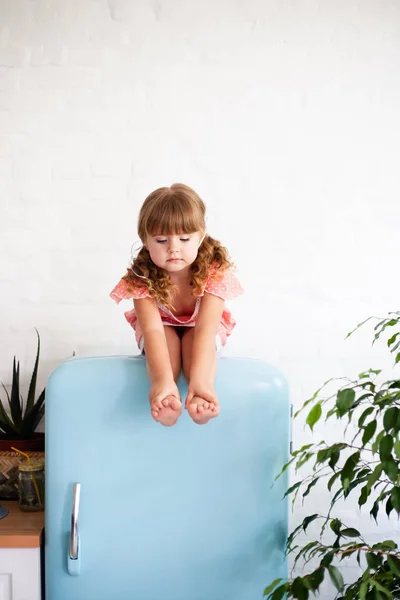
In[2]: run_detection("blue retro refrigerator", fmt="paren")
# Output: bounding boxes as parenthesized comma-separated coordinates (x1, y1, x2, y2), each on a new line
(45, 356, 289, 600)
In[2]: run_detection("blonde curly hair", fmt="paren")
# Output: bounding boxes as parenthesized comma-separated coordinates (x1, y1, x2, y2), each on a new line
(122, 183, 233, 310)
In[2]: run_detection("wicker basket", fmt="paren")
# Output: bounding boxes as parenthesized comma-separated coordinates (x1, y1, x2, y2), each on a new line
(0, 451, 45, 500)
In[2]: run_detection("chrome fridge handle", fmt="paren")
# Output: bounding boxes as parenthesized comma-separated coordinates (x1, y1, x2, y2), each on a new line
(69, 482, 80, 559)
(68, 483, 81, 575)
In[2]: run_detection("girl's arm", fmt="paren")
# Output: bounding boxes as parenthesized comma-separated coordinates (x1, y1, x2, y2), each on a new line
(134, 297, 175, 385)
(189, 292, 225, 386)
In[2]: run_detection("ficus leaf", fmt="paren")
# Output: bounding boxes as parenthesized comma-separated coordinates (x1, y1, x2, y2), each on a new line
(264, 578, 283, 596)
(387, 554, 400, 577)
(362, 419, 377, 445)
(358, 484, 370, 507)
(346, 316, 375, 338)
(383, 407, 399, 432)
(340, 451, 360, 488)
(372, 430, 385, 454)
(306, 403, 322, 431)
(328, 471, 340, 491)
(366, 464, 383, 491)
(366, 552, 381, 570)
(386, 496, 393, 518)
(327, 565, 344, 592)
(390, 487, 400, 514)
(387, 332, 400, 348)
(358, 406, 374, 427)
(379, 434, 393, 460)
(274, 456, 296, 480)
(359, 580, 368, 600)
(330, 519, 342, 535)
(270, 584, 287, 600)
(308, 567, 324, 590)
(302, 514, 319, 533)
(328, 450, 340, 470)
(302, 477, 319, 499)
(291, 577, 309, 600)
(340, 528, 361, 538)
(336, 388, 355, 416)
(295, 452, 313, 470)
(377, 540, 397, 550)
(284, 481, 302, 498)
(373, 318, 398, 343)
(321, 551, 335, 567)
(370, 500, 379, 522)
(369, 579, 393, 598)
(383, 458, 398, 483)
(394, 439, 400, 459)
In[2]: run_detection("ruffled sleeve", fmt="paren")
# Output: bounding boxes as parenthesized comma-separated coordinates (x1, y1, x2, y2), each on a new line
(109, 278, 149, 304)
(203, 267, 244, 301)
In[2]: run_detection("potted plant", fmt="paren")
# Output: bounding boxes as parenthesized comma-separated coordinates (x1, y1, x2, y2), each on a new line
(0, 329, 45, 499)
(265, 311, 400, 600)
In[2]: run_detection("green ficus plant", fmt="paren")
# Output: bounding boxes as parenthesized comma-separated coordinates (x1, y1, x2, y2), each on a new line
(265, 311, 400, 600)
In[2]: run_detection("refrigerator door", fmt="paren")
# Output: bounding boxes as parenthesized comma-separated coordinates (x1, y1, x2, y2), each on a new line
(45, 356, 289, 600)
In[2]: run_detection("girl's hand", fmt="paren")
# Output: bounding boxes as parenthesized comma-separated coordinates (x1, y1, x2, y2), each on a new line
(149, 379, 180, 405)
(149, 380, 182, 427)
(185, 381, 220, 425)
(185, 381, 218, 408)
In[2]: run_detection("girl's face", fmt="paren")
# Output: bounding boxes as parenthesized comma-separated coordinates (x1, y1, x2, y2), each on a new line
(145, 231, 203, 273)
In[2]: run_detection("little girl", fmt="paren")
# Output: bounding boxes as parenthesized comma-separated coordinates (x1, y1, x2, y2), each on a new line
(110, 183, 243, 426)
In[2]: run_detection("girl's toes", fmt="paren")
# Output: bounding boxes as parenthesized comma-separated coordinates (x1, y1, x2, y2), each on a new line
(170, 398, 181, 410)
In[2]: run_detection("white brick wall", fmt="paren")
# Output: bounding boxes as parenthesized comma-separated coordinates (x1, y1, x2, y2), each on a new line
(1, 1, 400, 597)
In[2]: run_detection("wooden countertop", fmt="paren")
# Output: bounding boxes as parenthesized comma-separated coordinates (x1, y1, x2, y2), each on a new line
(0, 501, 44, 548)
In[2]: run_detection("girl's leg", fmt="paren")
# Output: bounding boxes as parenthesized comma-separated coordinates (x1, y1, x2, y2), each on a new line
(145, 326, 182, 426)
(181, 328, 220, 425)
(163, 325, 182, 382)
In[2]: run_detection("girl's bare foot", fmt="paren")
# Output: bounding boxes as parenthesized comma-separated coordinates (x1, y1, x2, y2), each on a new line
(151, 396, 182, 427)
(187, 395, 220, 425)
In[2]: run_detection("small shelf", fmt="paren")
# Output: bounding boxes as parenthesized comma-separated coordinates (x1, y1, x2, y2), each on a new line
(0, 501, 44, 548)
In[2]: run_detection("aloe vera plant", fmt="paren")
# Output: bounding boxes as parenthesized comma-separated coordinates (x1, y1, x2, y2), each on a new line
(0, 330, 45, 439)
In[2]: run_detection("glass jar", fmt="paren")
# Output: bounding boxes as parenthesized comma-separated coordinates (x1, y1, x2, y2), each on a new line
(18, 463, 45, 512)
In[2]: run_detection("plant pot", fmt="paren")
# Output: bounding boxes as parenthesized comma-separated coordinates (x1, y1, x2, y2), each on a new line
(0, 434, 45, 500)
(0, 432, 45, 452)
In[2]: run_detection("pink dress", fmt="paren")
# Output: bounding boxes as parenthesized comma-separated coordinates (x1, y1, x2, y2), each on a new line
(110, 267, 244, 348)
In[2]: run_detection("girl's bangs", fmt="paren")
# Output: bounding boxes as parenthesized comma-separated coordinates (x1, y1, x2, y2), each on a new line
(145, 201, 203, 236)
